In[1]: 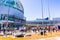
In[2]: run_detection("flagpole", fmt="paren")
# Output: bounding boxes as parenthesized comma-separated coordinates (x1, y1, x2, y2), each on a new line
(41, 0, 44, 27)
(41, 0, 45, 36)
(48, 0, 53, 36)
(48, 0, 51, 29)
(48, 0, 50, 24)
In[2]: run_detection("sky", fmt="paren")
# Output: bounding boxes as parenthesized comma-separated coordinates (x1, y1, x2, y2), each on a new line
(20, 0, 60, 20)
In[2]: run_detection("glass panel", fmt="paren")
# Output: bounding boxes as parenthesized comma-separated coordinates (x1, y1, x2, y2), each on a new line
(0, 0, 24, 12)
(0, 0, 5, 3)
(0, 14, 1, 20)
(6, 0, 15, 6)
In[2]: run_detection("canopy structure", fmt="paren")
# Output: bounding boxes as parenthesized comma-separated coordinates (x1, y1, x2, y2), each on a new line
(0, 20, 14, 24)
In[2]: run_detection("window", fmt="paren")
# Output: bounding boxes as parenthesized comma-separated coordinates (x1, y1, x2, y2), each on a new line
(7, 1, 15, 5)
(0, 0, 5, 3)
(0, 14, 2, 20)
(5, 16, 8, 20)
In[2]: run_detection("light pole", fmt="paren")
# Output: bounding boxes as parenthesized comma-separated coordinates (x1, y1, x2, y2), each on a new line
(5, 6, 10, 36)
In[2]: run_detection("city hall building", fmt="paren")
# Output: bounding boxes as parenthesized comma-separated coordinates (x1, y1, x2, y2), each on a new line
(0, 0, 26, 30)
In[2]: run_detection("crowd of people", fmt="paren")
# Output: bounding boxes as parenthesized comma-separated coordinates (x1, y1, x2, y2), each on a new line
(0, 25, 59, 37)
(19, 26, 59, 35)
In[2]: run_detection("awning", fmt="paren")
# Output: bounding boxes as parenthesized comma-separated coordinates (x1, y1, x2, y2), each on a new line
(0, 20, 14, 24)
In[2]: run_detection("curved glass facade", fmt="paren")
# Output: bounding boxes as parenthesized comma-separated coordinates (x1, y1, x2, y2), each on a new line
(0, 0, 26, 29)
(0, 0, 24, 12)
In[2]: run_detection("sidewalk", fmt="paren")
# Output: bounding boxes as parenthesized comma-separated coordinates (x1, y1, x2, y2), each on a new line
(0, 31, 60, 40)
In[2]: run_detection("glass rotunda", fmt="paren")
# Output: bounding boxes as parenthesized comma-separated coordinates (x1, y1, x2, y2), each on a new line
(0, 0, 26, 30)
